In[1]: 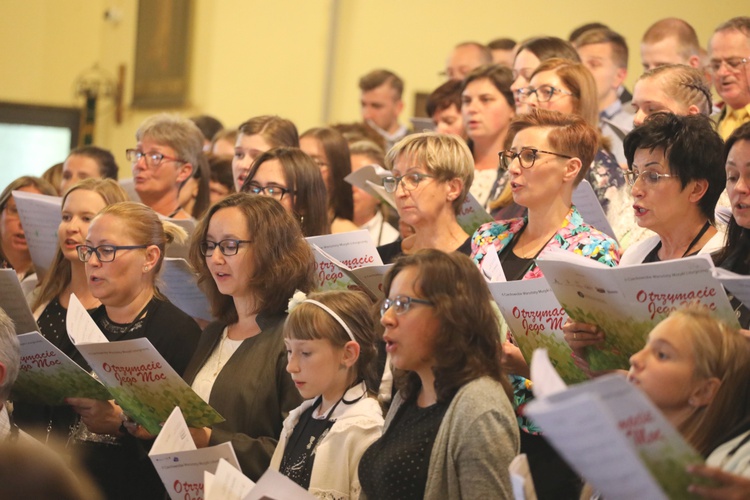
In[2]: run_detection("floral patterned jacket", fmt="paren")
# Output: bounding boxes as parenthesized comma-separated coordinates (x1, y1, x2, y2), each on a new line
(471, 205, 620, 279)
(470, 205, 621, 433)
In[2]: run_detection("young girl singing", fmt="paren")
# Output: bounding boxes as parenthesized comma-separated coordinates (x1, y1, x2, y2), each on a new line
(270, 290, 384, 499)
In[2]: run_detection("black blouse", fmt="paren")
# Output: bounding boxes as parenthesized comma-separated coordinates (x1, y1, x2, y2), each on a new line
(359, 397, 448, 500)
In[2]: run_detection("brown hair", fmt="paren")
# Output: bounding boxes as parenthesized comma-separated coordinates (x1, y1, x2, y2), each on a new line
(643, 18, 701, 59)
(94, 202, 187, 299)
(461, 64, 516, 110)
(383, 250, 511, 403)
(358, 69, 404, 99)
(488, 38, 517, 51)
(426, 80, 463, 117)
(301, 127, 354, 222)
(284, 290, 379, 392)
(238, 116, 299, 149)
(636, 64, 712, 116)
(385, 132, 474, 213)
(189, 193, 315, 323)
(573, 28, 629, 69)
(241, 147, 330, 237)
(516, 37, 581, 64)
(33, 179, 129, 311)
(667, 308, 750, 456)
(508, 109, 598, 185)
(66, 146, 119, 180)
(530, 58, 600, 131)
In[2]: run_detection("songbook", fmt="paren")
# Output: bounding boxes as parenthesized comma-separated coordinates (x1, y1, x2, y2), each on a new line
(306, 230, 384, 294)
(536, 251, 738, 371)
(572, 180, 617, 243)
(12, 190, 62, 281)
(487, 278, 586, 384)
(525, 350, 704, 500)
(0, 269, 40, 334)
(160, 258, 213, 322)
(13, 331, 110, 405)
(150, 407, 240, 500)
(66, 294, 223, 435)
(203, 459, 315, 500)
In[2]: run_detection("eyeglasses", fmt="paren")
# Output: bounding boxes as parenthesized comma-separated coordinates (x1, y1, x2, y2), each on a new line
(499, 148, 573, 170)
(199, 239, 253, 257)
(382, 173, 435, 193)
(380, 295, 433, 317)
(77, 244, 148, 263)
(126, 149, 186, 168)
(624, 169, 676, 187)
(708, 57, 748, 74)
(522, 85, 573, 103)
(244, 183, 294, 201)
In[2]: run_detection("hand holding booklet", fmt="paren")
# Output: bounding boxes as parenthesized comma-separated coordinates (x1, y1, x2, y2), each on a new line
(66, 294, 223, 435)
(536, 251, 738, 371)
(525, 350, 704, 500)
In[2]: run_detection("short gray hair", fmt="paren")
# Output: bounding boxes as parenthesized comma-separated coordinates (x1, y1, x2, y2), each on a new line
(135, 114, 205, 170)
(0, 310, 19, 402)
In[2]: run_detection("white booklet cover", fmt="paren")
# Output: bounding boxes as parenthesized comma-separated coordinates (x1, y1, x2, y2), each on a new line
(525, 350, 703, 500)
(150, 407, 240, 500)
(13, 190, 62, 281)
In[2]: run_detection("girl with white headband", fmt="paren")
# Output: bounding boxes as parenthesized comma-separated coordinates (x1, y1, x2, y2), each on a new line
(270, 290, 384, 499)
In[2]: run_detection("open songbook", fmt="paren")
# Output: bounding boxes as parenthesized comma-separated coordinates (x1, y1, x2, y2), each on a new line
(150, 407, 240, 500)
(66, 294, 223, 435)
(13, 190, 62, 282)
(306, 230, 390, 299)
(536, 251, 738, 371)
(203, 459, 315, 500)
(525, 350, 704, 500)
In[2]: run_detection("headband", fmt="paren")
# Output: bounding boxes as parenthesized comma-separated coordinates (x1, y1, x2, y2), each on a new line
(287, 290, 357, 343)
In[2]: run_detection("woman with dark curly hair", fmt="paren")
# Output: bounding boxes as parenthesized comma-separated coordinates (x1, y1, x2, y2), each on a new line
(358, 249, 519, 500)
(183, 193, 315, 480)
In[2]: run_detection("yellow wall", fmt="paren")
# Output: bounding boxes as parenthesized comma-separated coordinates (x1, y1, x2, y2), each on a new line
(0, 0, 745, 178)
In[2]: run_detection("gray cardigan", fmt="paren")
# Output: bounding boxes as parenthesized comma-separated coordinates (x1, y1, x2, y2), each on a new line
(382, 376, 520, 500)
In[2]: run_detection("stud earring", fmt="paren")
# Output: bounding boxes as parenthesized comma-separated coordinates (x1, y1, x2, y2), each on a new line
(143, 266, 149, 272)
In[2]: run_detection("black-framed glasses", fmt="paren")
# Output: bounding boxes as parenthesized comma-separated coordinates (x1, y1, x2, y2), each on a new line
(499, 148, 573, 170)
(380, 295, 434, 317)
(126, 149, 186, 168)
(708, 57, 748, 74)
(77, 244, 148, 263)
(244, 183, 294, 201)
(382, 173, 435, 194)
(522, 85, 573, 102)
(624, 169, 676, 187)
(200, 239, 253, 257)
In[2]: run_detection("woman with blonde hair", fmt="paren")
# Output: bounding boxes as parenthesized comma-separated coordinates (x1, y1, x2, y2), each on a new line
(14, 179, 129, 433)
(63, 201, 201, 500)
(232, 115, 299, 191)
(631, 64, 712, 127)
(376, 133, 474, 264)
